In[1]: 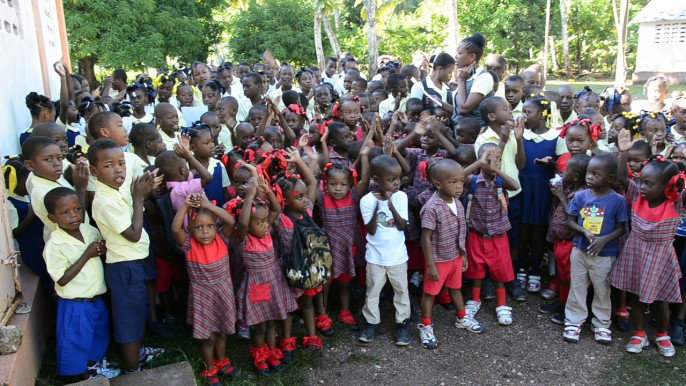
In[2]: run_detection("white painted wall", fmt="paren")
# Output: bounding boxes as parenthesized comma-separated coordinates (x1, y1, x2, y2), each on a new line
(635, 21, 686, 74)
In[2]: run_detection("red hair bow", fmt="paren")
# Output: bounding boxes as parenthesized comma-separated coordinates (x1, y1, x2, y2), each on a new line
(319, 119, 332, 136)
(332, 103, 341, 118)
(272, 184, 284, 208)
(349, 167, 358, 187)
(224, 197, 243, 217)
(589, 123, 602, 143)
(245, 149, 257, 164)
(665, 171, 686, 202)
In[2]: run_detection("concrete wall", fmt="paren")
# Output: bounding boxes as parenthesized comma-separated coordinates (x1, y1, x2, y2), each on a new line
(634, 21, 686, 83)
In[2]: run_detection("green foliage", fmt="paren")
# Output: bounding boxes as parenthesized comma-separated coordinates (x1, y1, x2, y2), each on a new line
(64, 0, 223, 71)
(224, 0, 318, 67)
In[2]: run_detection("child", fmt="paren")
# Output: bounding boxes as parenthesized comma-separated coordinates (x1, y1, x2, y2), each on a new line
(504, 76, 525, 120)
(87, 139, 163, 373)
(454, 117, 481, 145)
(202, 80, 223, 112)
(358, 154, 411, 345)
(214, 97, 238, 149)
(187, 124, 230, 205)
(127, 84, 154, 124)
(154, 103, 180, 149)
(419, 159, 484, 350)
(671, 92, 686, 143)
(21, 92, 56, 145)
(153, 73, 175, 104)
(43, 187, 119, 380)
(176, 82, 195, 110)
(129, 123, 166, 168)
(53, 62, 81, 147)
(611, 131, 684, 356)
(238, 73, 264, 122)
(637, 110, 669, 155)
(558, 85, 577, 124)
(228, 176, 297, 377)
(235, 122, 256, 150)
(539, 154, 590, 325)
(518, 96, 567, 293)
(326, 122, 355, 167)
(556, 119, 601, 172)
(574, 86, 601, 113)
(247, 105, 268, 130)
(335, 99, 364, 141)
(155, 144, 213, 215)
(563, 152, 628, 343)
(314, 84, 333, 113)
(461, 143, 520, 325)
(199, 112, 226, 156)
(379, 74, 409, 118)
(171, 194, 239, 384)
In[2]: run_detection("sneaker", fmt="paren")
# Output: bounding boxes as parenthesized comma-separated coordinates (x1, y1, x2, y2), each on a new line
(563, 325, 581, 343)
(410, 272, 422, 287)
(507, 280, 527, 302)
(455, 314, 485, 333)
(656, 336, 676, 357)
(550, 313, 565, 325)
(626, 335, 649, 354)
(540, 288, 557, 300)
(358, 323, 379, 342)
(481, 279, 496, 300)
(594, 328, 612, 344)
(615, 309, 631, 332)
(395, 319, 411, 346)
(147, 321, 174, 340)
(539, 301, 565, 314)
(161, 313, 176, 324)
(139, 347, 164, 365)
(465, 300, 481, 317)
(496, 306, 513, 325)
(87, 362, 121, 379)
(237, 323, 251, 339)
(418, 324, 437, 349)
(527, 275, 541, 293)
(670, 320, 685, 346)
(516, 272, 527, 288)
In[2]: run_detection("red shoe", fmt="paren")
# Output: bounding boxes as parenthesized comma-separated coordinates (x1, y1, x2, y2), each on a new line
(213, 357, 238, 379)
(200, 367, 221, 385)
(267, 348, 285, 373)
(316, 314, 335, 336)
(278, 337, 296, 364)
(338, 310, 360, 331)
(303, 335, 323, 350)
(249, 346, 270, 377)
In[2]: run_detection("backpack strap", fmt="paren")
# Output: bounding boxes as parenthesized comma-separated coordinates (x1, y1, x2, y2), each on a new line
(465, 175, 479, 222)
(495, 176, 508, 214)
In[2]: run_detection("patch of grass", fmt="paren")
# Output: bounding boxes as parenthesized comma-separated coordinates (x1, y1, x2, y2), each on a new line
(599, 349, 686, 386)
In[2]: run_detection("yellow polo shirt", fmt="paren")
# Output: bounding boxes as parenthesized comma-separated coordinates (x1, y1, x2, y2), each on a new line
(45, 223, 106, 299)
(511, 101, 524, 121)
(474, 128, 522, 197)
(86, 152, 144, 206)
(29, 174, 74, 241)
(378, 95, 408, 118)
(218, 123, 234, 149)
(268, 86, 302, 112)
(92, 180, 149, 264)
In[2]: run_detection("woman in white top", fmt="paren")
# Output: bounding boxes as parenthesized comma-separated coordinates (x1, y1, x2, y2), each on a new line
(452, 33, 494, 128)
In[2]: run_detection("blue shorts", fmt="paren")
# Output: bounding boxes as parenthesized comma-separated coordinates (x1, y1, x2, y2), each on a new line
(106, 260, 150, 343)
(143, 218, 158, 281)
(506, 193, 522, 250)
(56, 297, 109, 376)
(680, 247, 686, 293)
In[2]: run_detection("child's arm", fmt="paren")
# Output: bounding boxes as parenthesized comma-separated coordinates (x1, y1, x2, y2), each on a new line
(364, 200, 379, 236)
(356, 138, 373, 197)
(550, 184, 569, 212)
(120, 173, 154, 242)
(236, 178, 257, 242)
(422, 228, 439, 282)
(285, 146, 318, 203)
(12, 206, 37, 239)
(396, 122, 424, 157)
(385, 136, 411, 176)
(387, 193, 407, 231)
(54, 62, 73, 125)
(434, 122, 458, 157)
(319, 126, 331, 168)
(56, 240, 105, 287)
(194, 193, 236, 237)
(72, 162, 91, 219)
(255, 110, 274, 138)
(587, 222, 626, 256)
(463, 148, 489, 176)
(490, 151, 519, 191)
(513, 117, 526, 170)
(616, 129, 636, 192)
(171, 199, 191, 246)
(271, 99, 296, 148)
(256, 175, 281, 225)
(101, 76, 112, 99)
(566, 214, 594, 244)
(174, 135, 213, 188)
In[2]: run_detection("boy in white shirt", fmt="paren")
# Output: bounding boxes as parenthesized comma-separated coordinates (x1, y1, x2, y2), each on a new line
(359, 155, 411, 346)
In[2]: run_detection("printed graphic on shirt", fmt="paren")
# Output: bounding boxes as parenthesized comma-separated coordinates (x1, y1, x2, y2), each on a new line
(376, 211, 396, 228)
(581, 205, 605, 235)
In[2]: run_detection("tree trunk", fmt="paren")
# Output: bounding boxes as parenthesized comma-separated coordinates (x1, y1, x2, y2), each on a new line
(314, 12, 325, 70)
(550, 36, 558, 71)
(614, 0, 629, 86)
(543, 0, 551, 75)
(560, 0, 571, 78)
(334, 9, 340, 29)
(78, 56, 98, 90)
(323, 16, 342, 58)
(364, 0, 379, 77)
(448, 0, 459, 55)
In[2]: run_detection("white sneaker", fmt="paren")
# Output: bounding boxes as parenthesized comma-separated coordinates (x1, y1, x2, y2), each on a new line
(516, 272, 527, 289)
(455, 314, 485, 333)
(88, 362, 121, 379)
(527, 275, 541, 293)
(465, 300, 481, 317)
(410, 272, 422, 287)
(496, 306, 513, 325)
(626, 335, 649, 353)
(563, 324, 581, 343)
(417, 324, 437, 349)
(594, 328, 612, 344)
(656, 336, 675, 357)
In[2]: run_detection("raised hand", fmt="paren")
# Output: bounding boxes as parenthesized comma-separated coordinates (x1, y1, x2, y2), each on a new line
(284, 146, 301, 162)
(617, 129, 636, 153)
(256, 175, 270, 193)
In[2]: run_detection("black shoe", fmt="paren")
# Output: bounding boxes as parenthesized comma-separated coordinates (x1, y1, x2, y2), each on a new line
(539, 301, 565, 314)
(395, 319, 411, 346)
(410, 308, 419, 323)
(550, 313, 565, 325)
(441, 303, 456, 311)
(507, 280, 527, 302)
(358, 323, 379, 342)
(147, 321, 174, 340)
(482, 278, 496, 300)
(670, 319, 685, 346)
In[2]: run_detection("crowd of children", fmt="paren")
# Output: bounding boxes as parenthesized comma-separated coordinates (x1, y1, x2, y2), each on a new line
(10, 32, 686, 383)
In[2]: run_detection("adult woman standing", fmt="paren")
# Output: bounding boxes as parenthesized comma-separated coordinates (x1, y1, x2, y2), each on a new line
(451, 33, 494, 128)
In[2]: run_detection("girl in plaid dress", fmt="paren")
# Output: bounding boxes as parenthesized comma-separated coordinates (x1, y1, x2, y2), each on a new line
(228, 176, 298, 377)
(171, 194, 238, 385)
(318, 159, 371, 331)
(611, 136, 686, 357)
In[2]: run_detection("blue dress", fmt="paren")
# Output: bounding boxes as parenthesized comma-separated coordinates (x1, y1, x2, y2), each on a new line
(195, 159, 225, 206)
(520, 130, 564, 226)
(8, 197, 52, 289)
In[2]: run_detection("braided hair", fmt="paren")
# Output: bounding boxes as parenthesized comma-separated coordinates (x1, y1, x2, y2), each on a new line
(641, 154, 686, 202)
(460, 33, 487, 62)
(322, 163, 357, 189)
(224, 196, 270, 219)
(26, 92, 54, 119)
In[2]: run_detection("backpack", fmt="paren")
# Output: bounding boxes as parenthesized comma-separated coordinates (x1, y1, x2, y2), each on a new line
(282, 211, 333, 289)
(463, 175, 506, 223)
(421, 78, 453, 114)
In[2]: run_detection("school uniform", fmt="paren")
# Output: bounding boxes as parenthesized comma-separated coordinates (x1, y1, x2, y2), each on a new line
(404, 148, 448, 244)
(546, 187, 581, 288)
(132, 113, 155, 125)
(268, 86, 302, 112)
(56, 117, 82, 148)
(463, 173, 514, 283)
(378, 94, 408, 118)
(158, 128, 179, 150)
(236, 96, 262, 123)
(420, 192, 466, 295)
(328, 148, 353, 168)
(511, 101, 523, 121)
(92, 180, 150, 344)
(45, 224, 109, 376)
(218, 123, 235, 149)
(29, 174, 74, 241)
(7, 191, 51, 289)
(197, 158, 230, 206)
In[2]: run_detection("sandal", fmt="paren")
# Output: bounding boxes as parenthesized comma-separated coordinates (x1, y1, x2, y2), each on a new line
(249, 346, 271, 377)
(303, 335, 323, 350)
(200, 367, 220, 386)
(139, 347, 164, 365)
(496, 306, 513, 325)
(563, 325, 581, 343)
(656, 336, 676, 357)
(213, 357, 238, 379)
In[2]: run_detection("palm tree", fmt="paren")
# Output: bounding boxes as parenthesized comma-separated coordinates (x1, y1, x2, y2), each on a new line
(314, 0, 342, 69)
(560, 0, 571, 78)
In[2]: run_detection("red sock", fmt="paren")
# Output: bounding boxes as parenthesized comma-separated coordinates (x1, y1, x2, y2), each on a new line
(456, 309, 467, 319)
(471, 287, 481, 302)
(496, 287, 507, 307)
(559, 284, 570, 302)
(421, 318, 432, 326)
(616, 308, 628, 315)
(656, 332, 671, 347)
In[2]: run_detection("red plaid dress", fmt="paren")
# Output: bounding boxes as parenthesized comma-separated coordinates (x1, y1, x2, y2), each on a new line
(609, 180, 683, 303)
(317, 188, 362, 279)
(546, 187, 579, 243)
(328, 148, 353, 168)
(234, 233, 298, 326)
(181, 231, 236, 339)
(405, 148, 448, 240)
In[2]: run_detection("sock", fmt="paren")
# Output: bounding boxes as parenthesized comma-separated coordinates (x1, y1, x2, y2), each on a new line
(656, 332, 671, 347)
(559, 284, 570, 302)
(421, 317, 432, 326)
(471, 287, 481, 302)
(496, 287, 507, 307)
(633, 330, 646, 338)
(456, 309, 467, 319)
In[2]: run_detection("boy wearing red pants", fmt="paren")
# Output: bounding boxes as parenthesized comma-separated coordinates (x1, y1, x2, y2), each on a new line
(461, 143, 520, 325)
(418, 158, 483, 350)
